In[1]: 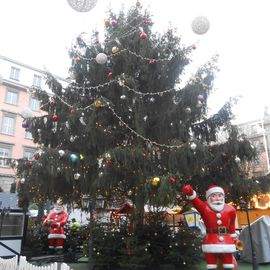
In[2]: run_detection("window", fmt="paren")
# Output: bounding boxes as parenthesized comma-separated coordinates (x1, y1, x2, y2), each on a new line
(25, 131, 33, 139)
(5, 88, 18, 105)
(23, 148, 36, 160)
(0, 143, 12, 167)
(9, 66, 20, 81)
(30, 97, 40, 111)
(33, 74, 42, 87)
(1, 114, 16, 135)
(0, 213, 25, 237)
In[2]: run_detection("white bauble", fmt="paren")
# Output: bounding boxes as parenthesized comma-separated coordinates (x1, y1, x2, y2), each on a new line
(20, 108, 33, 118)
(58, 150, 65, 157)
(95, 53, 108, 64)
(191, 16, 210, 35)
(67, 0, 97, 12)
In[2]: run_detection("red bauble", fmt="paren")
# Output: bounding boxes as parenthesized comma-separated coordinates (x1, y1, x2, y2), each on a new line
(143, 19, 149, 24)
(142, 152, 148, 158)
(208, 146, 213, 152)
(140, 32, 148, 40)
(51, 114, 60, 122)
(149, 59, 156, 64)
(108, 72, 113, 78)
(106, 159, 113, 166)
(191, 44, 196, 50)
(34, 153, 40, 160)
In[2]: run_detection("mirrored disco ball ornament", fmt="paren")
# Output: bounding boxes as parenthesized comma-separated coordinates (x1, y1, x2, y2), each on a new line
(191, 16, 210, 35)
(67, 0, 98, 12)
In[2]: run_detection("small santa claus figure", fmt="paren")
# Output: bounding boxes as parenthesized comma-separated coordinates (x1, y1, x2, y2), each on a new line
(43, 199, 69, 252)
(182, 185, 238, 270)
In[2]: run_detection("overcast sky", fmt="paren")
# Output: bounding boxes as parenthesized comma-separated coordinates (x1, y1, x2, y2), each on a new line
(1, 0, 270, 124)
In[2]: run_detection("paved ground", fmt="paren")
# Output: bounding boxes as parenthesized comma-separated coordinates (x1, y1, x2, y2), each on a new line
(66, 261, 270, 270)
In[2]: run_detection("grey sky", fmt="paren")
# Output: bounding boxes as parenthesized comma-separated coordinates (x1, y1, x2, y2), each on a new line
(1, 0, 270, 123)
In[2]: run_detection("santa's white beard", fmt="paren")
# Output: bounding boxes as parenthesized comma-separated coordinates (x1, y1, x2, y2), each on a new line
(207, 201, 225, 212)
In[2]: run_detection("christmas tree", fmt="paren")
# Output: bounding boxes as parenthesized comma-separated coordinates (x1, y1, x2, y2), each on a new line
(17, 1, 258, 268)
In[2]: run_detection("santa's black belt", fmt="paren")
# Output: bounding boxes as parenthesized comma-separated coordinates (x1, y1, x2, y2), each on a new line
(206, 227, 230, 234)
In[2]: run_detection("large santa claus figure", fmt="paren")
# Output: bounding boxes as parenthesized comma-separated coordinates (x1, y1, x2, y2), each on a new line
(43, 200, 69, 253)
(182, 185, 238, 270)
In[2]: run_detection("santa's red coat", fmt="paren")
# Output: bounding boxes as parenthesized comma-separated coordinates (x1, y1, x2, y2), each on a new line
(43, 211, 69, 239)
(190, 195, 237, 253)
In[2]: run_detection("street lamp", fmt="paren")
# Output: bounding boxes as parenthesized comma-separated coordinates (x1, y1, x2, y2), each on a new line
(239, 200, 259, 270)
(81, 194, 105, 270)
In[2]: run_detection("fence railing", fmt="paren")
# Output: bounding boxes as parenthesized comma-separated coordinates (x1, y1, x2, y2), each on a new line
(0, 256, 72, 270)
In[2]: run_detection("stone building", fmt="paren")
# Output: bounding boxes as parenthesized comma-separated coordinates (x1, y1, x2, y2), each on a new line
(0, 54, 67, 191)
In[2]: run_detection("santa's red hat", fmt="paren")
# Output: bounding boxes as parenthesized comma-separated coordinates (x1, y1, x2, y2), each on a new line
(205, 185, 224, 199)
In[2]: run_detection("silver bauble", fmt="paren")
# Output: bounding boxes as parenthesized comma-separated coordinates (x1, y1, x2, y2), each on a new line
(67, 0, 97, 12)
(191, 16, 210, 35)
(95, 53, 108, 64)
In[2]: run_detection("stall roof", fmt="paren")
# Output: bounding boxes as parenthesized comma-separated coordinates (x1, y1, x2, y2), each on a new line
(0, 192, 21, 209)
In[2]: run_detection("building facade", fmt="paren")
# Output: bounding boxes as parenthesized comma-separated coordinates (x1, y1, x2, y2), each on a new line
(0, 55, 67, 191)
(237, 112, 270, 178)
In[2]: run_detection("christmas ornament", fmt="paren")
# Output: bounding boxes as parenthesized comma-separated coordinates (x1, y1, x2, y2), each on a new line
(197, 94, 204, 101)
(106, 159, 113, 166)
(70, 153, 79, 162)
(95, 53, 108, 64)
(111, 19, 117, 26)
(140, 32, 148, 40)
(185, 107, 191, 114)
(151, 177, 160, 187)
(80, 154, 84, 160)
(58, 150, 65, 157)
(67, 0, 98, 12)
(70, 135, 76, 142)
(94, 99, 102, 108)
(22, 120, 29, 128)
(104, 19, 110, 27)
(191, 44, 197, 50)
(190, 142, 197, 151)
(168, 176, 176, 185)
(20, 178, 25, 184)
(149, 97, 155, 103)
(120, 95, 126, 100)
(34, 152, 40, 160)
(149, 59, 156, 64)
(191, 16, 210, 35)
(235, 156, 241, 163)
(51, 114, 60, 122)
(196, 101, 203, 108)
(111, 46, 119, 54)
(20, 108, 33, 118)
(74, 172, 81, 180)
(108, 72, 113, 78)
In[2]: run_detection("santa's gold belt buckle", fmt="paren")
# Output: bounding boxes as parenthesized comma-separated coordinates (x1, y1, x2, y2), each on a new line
(217, 226, 228, 234)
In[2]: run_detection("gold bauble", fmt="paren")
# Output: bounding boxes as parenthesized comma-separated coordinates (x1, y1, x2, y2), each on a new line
(151, 177, 160, 187)
(94, 99, 102, 108)
(104, 19, 110, 27)
(112, 46, 119, 54)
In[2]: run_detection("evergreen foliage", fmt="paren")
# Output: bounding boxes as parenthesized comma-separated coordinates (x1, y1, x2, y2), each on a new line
(15, 1, 263, 267)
